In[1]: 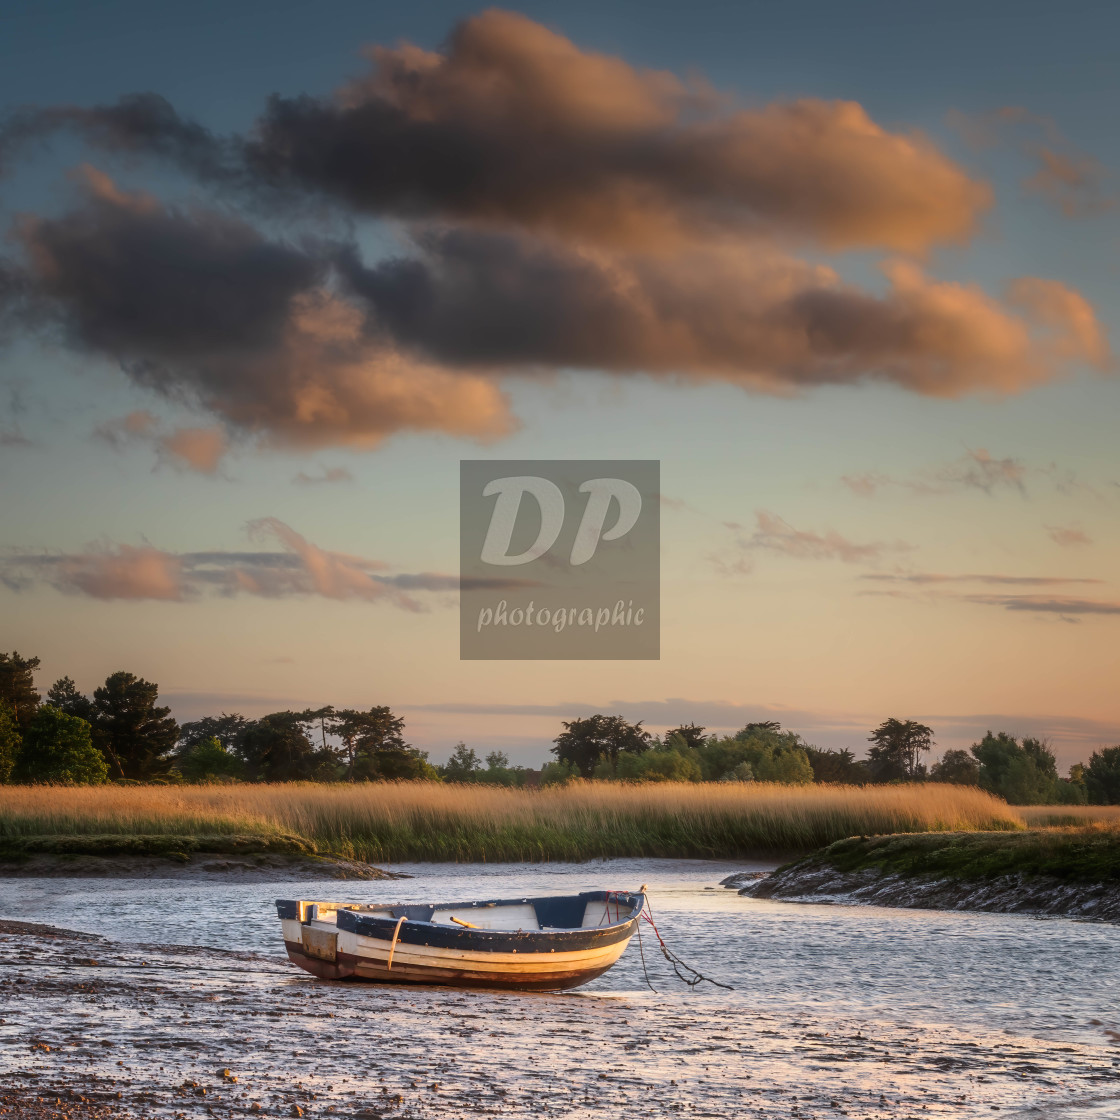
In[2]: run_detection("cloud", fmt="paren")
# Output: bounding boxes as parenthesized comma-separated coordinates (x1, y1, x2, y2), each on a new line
(962, 593, 1120, 617)
(8, 173, 1103, 456)
(937, 448, 1027, 494)
(0, 379, 34, 446)
(65, 545, 186, 601)
(1048, 525, 1093, 548)
(862, 572, 1102, 587)
(949, 106, 1116, 218)
(0, 17, 1110, 450)
(715, 510, 910, 572)
(844, 450, 1116, 503)
(94, 409, 228, 475)
(1025, 146, 1114, 218)
(156, 426, 228, 474)
(292, 466, 353, 485)
(16, 175, 514, 449)
(860, 574, 1120, 622)
(840, 472, 890, 497)
(342, 232, 1109, 395)
(0, 518, 515, 607)
(7, 13, 989, 253)
(93, 409, 159, 449)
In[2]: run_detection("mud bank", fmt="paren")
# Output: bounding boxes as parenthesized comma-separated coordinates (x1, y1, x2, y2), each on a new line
(728, 831, 1120, 922)
(2, 918, 1119, 1119)
(735, 864, 1120, 921)
(0, 853, 405, 880)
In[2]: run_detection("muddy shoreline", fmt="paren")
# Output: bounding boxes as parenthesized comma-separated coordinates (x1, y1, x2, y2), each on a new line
(0, 853, 407, 880)
(733, 864, 1120, 921)
(3, 914, 1120, 1119)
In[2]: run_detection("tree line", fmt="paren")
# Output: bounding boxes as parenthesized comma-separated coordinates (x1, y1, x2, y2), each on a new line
(1, 650, 1118, 803)
(0, 651, 437, 784)
(544, 714, 1120, 804)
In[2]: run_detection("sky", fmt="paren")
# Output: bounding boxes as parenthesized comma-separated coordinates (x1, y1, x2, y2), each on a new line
(1, 0, 1119, 769)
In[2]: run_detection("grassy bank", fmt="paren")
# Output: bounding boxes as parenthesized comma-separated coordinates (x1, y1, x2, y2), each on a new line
(0, 781, 1022, 862)
(787, 821, 1120, 884)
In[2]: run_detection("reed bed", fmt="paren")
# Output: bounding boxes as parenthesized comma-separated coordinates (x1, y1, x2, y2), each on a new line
(1020, 805, 1120, 828)
(0, 781, 1024, 862)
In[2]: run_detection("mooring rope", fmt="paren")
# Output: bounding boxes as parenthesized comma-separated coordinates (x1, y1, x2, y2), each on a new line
(634, 912, 658, 993)
(635, 893, 734, 992)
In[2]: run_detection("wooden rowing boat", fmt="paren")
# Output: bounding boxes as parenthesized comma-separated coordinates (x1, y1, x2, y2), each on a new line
(275, 889, 645, 991)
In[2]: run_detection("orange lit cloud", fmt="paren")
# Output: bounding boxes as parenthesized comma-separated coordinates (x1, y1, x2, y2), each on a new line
(17, 181, 514, 450)
(0, 519, 534, 605)
(56, 544, 184, 601)
(0, 17, 1111, 449)
(295, 10, 990, 252)
(157, 426, 228, 474)
(1048, 525, 1093, 548)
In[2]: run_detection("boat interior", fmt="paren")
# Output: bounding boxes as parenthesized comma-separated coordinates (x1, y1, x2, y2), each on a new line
(279, 891, 643, 932)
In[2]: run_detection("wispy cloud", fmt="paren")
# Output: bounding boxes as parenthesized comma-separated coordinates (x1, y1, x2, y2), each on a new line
(292, 466, 354, 486)
(862, 572, 1102, 587)
(843, 447, 1045, 499)
(0, 381, 33, 447)
(860, 573, 1120, 622)
(937, 447, 1027, 494)
(1047, 524, 1093, 548)
(949, 106, 1117, 218)
(715, 510, 910, 573)
(962, 593, 1120, 619)
(0, 519, 530, 607)
(94, 409, 229, 475)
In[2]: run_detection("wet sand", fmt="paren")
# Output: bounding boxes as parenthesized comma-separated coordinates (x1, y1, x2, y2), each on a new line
(2, 919, 1118, 1119)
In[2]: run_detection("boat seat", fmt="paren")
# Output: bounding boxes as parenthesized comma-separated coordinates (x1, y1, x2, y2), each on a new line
(431, 903, 540, 931)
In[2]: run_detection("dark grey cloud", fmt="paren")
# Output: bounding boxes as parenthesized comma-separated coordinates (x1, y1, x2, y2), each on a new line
(0, 93, 230, 183)
(3, 15, 986, 252)
(12, 172, 512, 447)
(340, 229, 1106, 395)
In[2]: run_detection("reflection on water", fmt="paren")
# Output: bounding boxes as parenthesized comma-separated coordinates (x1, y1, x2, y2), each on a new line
(2, 859, 1119, 1119)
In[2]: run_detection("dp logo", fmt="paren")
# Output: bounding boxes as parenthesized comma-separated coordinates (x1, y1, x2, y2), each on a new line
(460, 461, 659, 660)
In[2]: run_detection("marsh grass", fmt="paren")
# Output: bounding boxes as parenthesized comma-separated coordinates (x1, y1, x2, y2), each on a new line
(1020, 804, 1120, 828)
(804, 819, 1120, 883)
(0, 781, 1024, 862)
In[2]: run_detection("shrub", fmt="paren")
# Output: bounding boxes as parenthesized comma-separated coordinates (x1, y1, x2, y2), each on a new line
(176, 736, 245, 783)
(971, 731, 1073, 805)
(1085, 746, 1120, 805)
(14, 706, 108, 785)
(0, 702, 20, 784)
(930, 748, 980, 786)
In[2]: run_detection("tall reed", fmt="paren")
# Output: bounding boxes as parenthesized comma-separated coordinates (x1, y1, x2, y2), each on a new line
(0, 781, 1024, 862)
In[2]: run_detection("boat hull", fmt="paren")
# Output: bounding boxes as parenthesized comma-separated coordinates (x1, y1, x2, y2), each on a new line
(282, 938, 628, 990)
(275, 890, 642, 992)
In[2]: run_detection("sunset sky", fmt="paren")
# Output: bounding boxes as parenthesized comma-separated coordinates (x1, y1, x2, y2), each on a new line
(2, 0, 1118, 769)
